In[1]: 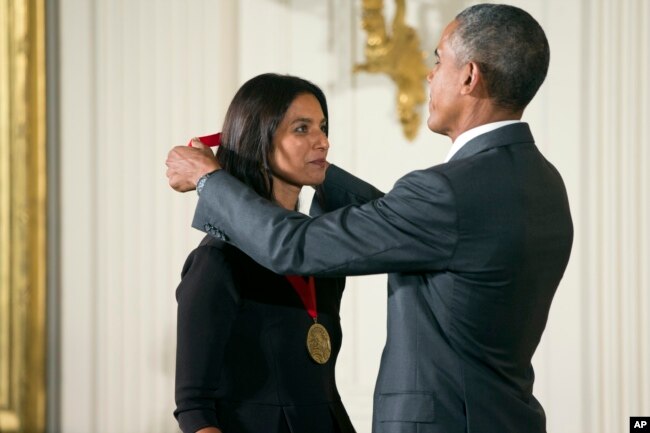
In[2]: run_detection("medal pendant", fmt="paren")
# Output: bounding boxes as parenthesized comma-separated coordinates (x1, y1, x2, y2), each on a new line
(306, 322, 331, 364)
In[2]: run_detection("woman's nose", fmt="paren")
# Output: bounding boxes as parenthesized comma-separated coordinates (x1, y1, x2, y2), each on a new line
(315, 131, 329, 150)
(426, 69, 434, 82)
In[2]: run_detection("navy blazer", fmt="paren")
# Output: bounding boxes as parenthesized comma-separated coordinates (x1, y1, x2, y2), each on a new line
(174, 236, 355, 433)
(192, 123, 574, 433)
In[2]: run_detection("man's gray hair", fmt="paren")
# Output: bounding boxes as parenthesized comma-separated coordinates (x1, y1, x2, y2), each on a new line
(450, 4, 550, 112)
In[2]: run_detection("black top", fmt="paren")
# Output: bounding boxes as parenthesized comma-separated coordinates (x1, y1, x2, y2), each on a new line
(174, 235, 355, 433)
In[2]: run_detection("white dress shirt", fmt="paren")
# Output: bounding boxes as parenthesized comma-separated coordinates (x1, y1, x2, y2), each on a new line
(444, 120, 522, 163)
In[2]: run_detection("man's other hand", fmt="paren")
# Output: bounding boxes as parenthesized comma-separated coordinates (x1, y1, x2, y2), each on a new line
(166, 139, 220, 192)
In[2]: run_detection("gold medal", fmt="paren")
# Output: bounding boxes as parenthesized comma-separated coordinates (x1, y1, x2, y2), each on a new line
(306, 322, 331, 364)
(285, 275, 331, 364)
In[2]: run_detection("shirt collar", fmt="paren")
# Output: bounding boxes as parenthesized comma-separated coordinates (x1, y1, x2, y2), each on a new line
(444, 120, 522, 163)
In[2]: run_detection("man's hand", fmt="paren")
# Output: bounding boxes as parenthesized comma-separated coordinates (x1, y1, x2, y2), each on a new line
(166, 138, 221, 192)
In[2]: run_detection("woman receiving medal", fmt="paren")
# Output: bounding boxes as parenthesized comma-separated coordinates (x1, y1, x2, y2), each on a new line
(174, 73, 355, 433)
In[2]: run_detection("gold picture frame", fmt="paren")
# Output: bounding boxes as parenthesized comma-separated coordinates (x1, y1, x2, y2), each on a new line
(0, 0, 47, 432)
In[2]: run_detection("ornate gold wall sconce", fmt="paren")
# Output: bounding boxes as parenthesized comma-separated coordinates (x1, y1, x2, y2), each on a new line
(354, 0, 429, 140)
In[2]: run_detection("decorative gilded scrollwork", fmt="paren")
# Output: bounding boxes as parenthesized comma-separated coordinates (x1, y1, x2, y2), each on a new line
(0, 1, 47, 432)
(354, 0, 429, 140)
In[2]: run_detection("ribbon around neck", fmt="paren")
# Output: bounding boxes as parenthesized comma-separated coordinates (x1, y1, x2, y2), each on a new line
(285, 275, 318, 319)
(187, 132, 222, 147)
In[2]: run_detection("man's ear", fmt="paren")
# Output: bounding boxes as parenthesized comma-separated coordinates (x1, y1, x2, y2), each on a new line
(460, 61, 482, 96)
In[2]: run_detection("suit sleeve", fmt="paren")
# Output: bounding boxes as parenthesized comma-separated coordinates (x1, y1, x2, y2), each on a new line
(174, 245, 239, 433)
(193, 167, 457, 277)
(310, 164, 385, 216)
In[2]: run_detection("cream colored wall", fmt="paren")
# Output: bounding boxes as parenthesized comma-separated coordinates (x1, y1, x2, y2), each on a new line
(58, 1, 649, 432)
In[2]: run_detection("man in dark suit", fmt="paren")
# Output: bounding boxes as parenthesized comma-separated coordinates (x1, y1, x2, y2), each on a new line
(166, 4, 573, 433)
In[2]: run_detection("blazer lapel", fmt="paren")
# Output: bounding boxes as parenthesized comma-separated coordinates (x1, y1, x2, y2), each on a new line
(449, 122, 535, 162)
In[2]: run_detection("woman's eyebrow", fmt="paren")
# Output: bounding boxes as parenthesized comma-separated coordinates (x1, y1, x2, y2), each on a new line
(290, 117, 313, 124)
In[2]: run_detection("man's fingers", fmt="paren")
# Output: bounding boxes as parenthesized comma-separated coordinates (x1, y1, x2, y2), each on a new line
(169, 145, 191, 158)
(191, 138, 206, 149)
(165, 144, 219, 193)
(190, 139, 217, 159)
(166, 147, 181, 167)
(167, 172, 196, 192)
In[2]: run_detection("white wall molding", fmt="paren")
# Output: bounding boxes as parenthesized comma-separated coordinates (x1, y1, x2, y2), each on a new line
(60, 1, 238, 431)
(581, 1, 650, 432)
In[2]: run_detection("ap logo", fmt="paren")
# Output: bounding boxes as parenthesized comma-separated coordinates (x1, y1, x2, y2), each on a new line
(631, 417, 650, 431)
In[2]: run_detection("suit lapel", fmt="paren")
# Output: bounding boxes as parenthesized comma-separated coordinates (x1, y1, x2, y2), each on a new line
(448, 122, 535, 162)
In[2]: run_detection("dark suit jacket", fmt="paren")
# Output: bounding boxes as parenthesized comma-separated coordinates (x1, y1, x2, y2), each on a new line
(192, 123, 574, 433)
(174, 236, 355, 433)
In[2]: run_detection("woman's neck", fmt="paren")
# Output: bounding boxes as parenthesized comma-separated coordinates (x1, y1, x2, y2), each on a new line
(272, 178, 301, 211)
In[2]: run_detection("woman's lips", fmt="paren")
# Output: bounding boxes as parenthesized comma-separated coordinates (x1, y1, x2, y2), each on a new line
(309, 159, 327, 168)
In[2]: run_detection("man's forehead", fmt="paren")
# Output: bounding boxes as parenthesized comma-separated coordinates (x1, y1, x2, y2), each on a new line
(435, 20, 458, 53)
(442, 20, 458, 38)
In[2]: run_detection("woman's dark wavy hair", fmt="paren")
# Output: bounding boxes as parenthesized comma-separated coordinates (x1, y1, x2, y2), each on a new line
(217, 73, 329, 204)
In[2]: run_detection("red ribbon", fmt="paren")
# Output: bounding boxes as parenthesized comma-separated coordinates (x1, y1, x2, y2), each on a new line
(285, 275, 318, 319)
(187, 132, 222, 147)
